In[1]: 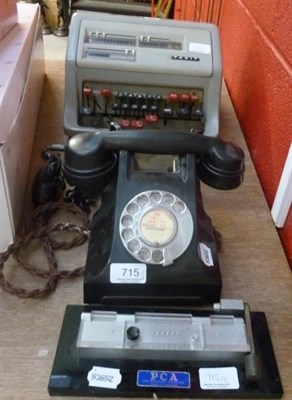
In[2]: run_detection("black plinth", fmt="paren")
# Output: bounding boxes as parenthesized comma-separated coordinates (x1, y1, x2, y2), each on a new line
(48, 305, 283, 398)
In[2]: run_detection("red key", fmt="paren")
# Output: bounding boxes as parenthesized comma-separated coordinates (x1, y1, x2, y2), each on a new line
(191, 94, 199, 102)
(131, 120, 144, 129)
(119, 119, 131, 128)
(145, 114, 158, 123)
(179, 93, 191, 102)
(83, 87, 91, 96)
(168, 93, 178, 102)
(100, 88, 112, 98)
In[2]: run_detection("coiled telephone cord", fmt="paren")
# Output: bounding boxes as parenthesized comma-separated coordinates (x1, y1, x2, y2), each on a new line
(0, 202, 90, 299)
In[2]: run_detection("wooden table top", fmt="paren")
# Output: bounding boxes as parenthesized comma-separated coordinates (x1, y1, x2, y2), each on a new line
(0, 35, 291, 400)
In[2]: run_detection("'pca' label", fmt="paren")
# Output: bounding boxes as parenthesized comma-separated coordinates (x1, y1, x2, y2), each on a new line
(137, 370, 190, 389)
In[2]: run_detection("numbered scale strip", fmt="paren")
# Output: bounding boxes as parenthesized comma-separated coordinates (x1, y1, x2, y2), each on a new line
(48, 301, 283, 398)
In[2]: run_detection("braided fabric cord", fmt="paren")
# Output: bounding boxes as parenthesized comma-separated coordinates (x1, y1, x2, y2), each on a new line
(0, 202, 90, 299)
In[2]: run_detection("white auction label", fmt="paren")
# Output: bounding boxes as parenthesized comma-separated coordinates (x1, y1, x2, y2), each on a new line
(199, 367, 240, 390)
(110, 263, 147, 284)
(87, 366, 121, 389)
(189, 42, 211, 54)
(199, 242, 214, 266)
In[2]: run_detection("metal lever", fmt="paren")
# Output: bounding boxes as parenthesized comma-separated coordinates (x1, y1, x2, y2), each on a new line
(244, 303, 261, 382)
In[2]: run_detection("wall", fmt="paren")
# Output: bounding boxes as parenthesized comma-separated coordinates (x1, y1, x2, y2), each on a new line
(174, 0, 292, 266)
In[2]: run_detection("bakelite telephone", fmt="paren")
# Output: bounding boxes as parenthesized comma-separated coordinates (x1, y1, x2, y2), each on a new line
(60, 129, 245, 305)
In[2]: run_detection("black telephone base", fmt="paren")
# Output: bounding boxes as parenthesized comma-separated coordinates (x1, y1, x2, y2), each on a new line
(83, 153, 222, 306)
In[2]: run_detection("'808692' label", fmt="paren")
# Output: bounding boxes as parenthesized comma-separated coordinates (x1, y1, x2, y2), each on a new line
(87, 366, 121, 389)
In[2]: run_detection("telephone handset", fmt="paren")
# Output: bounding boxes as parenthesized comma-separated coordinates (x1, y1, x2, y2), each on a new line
(62, 130, 244, 306)
(63, 130, 244, 195)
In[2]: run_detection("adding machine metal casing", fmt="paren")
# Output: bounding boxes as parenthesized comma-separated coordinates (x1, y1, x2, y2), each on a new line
(64, 11, 222, 137)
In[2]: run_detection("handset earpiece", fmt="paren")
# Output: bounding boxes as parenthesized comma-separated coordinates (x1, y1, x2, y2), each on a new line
(197, 141, 245, 190)
(62, 130, 245, 195)
(63, 132, 118, 197)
